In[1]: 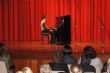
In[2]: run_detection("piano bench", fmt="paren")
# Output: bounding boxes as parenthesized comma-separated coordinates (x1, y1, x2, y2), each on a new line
(41, 33, 49, 44)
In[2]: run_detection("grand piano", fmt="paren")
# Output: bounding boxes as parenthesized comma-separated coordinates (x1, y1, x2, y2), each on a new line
(51, 15, 71, 44)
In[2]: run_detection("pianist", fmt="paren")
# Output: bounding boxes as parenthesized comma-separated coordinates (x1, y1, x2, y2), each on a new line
(41, 16, 50, 33)
(40, 16, 56, 44)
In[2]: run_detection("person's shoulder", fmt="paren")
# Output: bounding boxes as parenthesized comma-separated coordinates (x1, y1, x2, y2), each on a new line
(92, 57, 101, 61)
(41, 20, 44, 24)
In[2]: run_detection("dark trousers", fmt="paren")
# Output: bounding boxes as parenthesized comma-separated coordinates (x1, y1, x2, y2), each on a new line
(42, 29, 56, 44)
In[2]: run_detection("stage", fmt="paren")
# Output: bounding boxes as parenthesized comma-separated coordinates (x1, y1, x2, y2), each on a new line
(3, 41, 110, 54)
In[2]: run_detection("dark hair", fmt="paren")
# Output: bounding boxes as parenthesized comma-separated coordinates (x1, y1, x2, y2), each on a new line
(0, 43, 4, 57)
(42, 16, 46, 20)
(0, 42, 5, 54)
(0, 42, 5, 48)
(83, 46, 96, 53)
(83, 46, 97, 59)
(63, 45, 72, 55)
(52, 51, 64, 62)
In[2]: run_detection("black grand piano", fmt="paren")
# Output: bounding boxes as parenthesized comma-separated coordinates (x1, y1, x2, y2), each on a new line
(51, 15, 71, 44)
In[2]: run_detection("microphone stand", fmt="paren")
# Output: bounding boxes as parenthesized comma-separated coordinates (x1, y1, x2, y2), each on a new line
(98, 17, 104, 53)
(98, 17, 110, 53)
(99, 17, 110, 39)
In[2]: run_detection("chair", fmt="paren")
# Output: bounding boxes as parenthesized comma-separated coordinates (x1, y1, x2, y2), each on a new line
(41, 32, 49, 44)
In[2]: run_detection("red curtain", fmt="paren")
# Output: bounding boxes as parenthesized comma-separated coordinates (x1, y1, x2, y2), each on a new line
(0, 0, 110, 41)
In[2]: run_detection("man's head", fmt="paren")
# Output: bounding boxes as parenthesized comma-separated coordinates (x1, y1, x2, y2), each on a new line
(63, 45, 72, 55)
(52, 51, 64, 63)
(83, 46, 97, 59)
(40, 64, 51, 73)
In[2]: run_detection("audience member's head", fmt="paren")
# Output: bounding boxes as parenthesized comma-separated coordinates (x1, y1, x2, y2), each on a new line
(83, 46, 95, 53)
(63, 45, 72, 55)
(0, 42, 5, 53)
(70, 64, 83, 73)
(22, 67, 33, 73)
(83, 46, 97, 59)
(40, 64, 51, 73)
(52, 51, 64, 63)
(0, 43, 8, 60)
(0, 42, 7, 54)
(16, 67, 33, 73)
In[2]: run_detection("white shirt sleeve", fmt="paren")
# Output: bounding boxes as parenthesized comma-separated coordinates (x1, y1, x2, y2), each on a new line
(90, 57, 103, 70)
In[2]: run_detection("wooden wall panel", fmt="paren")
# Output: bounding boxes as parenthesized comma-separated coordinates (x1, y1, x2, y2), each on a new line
(13, 59, 38, 73)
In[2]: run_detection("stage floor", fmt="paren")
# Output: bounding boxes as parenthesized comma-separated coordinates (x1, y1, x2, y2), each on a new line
(3, 41, 110, 54)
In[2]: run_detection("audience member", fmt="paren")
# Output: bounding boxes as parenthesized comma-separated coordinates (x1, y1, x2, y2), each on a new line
(63, 45, 77, 64)
(102, 58, 110, 73)
(70, 64, 83, 73)
(16, 67, 33, 73)
(0, 47, 8, 73)
(0, 42, 15, 73)
(49, 51, 69, 73)
(107, 58, 110, 73)
(40, 64, 52, 73)
(79, 46, 103, 73)
(22, 67, 33, 73)
(79, 46, 95, 64)
(79, 54, 96, 72)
